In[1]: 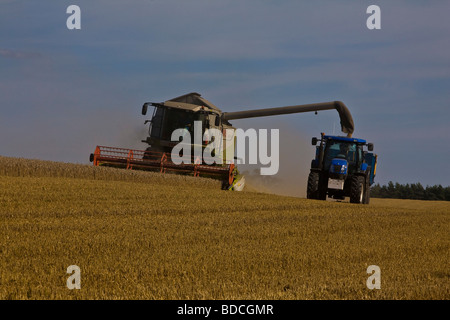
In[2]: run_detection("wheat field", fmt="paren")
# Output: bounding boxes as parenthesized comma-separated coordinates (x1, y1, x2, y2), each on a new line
(0, 156, 448, 299)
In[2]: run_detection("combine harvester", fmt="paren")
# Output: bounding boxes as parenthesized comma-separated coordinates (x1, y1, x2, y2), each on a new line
(90, 92, 376, 202)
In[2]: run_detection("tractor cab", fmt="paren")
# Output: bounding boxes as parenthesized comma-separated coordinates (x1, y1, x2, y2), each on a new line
(323, 138, 362, 172)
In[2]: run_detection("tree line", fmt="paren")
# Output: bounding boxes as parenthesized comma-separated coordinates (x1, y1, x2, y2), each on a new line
(370, 182, 450, 201)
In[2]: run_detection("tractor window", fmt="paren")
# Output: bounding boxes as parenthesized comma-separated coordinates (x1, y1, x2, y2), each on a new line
(324, 141, 358, 169)
(357, 146, 363, 165)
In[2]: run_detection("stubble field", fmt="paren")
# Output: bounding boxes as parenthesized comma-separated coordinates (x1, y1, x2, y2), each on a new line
(0, 156, 448, 299)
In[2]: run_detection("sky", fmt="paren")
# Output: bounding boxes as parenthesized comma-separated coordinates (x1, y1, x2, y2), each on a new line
(1, 0, 449, 188)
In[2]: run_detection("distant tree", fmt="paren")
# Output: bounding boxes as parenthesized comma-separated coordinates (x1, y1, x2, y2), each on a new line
(411, 183, 425, 200)
(370, 183, 382, 197)
(380, 184, 388, 198)
(438, 186, 443, 198)
(387, 181, 396, 198)
(371, 182, 449, 201)
(445, 187, 450, 201)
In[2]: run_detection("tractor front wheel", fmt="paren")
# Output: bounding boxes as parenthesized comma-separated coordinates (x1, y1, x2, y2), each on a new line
(307, 172, 320, 199)
(350, 176, 366, 204)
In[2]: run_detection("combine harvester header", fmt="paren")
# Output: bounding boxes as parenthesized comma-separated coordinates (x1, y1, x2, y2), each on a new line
(90, 145, 236, 187)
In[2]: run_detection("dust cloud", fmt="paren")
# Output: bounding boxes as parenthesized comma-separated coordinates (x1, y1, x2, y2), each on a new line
(238, 124, 312, 198)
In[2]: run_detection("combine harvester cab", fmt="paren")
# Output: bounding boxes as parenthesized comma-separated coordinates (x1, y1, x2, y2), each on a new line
(307, 133, 377, 204)
(90, 92, 358, 192)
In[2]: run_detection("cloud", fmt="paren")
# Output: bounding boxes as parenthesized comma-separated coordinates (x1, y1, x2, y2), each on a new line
(0, 48, 42, 59)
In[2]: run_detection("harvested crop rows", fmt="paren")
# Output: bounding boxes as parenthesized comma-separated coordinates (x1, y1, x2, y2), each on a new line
(0, 156, 448, 299)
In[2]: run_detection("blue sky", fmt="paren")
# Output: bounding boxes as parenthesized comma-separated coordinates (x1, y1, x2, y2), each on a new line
(1, 0, 449, 187)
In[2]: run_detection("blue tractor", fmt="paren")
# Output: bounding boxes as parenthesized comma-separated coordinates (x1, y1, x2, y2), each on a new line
(307, 133, 377, 204)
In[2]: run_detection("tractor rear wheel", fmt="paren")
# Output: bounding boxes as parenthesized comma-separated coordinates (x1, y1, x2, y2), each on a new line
(350, 176, 365, 204)
(307, 171, 320, 199)
(363, 178, 371, 204)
